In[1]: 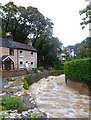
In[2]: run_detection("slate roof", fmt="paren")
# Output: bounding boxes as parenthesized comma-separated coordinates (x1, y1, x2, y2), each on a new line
(1, 55, 14, 62)
(0, 37, 37, 52)
(2, 55, 9, 61)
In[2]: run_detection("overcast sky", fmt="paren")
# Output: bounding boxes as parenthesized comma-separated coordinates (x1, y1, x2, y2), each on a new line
(0, 0, 89, 47)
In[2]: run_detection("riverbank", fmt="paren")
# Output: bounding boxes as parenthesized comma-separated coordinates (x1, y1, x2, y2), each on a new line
(0, 77, 48, 119)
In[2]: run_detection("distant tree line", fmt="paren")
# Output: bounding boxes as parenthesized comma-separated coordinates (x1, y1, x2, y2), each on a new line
(67, 37, 91, 59)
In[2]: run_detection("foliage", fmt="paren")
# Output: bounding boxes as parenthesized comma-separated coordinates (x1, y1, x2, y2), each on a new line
(23, 82, 29, 90)
(53, 60, 64, 70)
(6, 77, 13, 81)
(51, 70, 64, 76)
(64, 58, 91, 85)
(38, 66, 44, 72)
(0, 29, 6, 37)
(23, 75, 33, 85)
(36, 36, 63, 67)
(31, 112, 37, 119)
(67, 37, 91, 59)
(22, 92, 29, 97)
(0, 112, 10, 119)
(74, 37, 91, 58)
(1, 96, 24, 110)
(0, 2, 53, 44)
(79, 0, 91, 29)
(62, 47, 71, 60)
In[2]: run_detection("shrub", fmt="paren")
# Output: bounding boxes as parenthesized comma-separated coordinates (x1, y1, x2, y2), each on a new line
(53, 60, 64, 70)
(64, 58, 91, 84)
(0, 112, 10, 119)
(22, 92, 29, 97)
(23, 82, 29, 90)
(31, 112, 37, 119)
(6, 77, 13, 81)
(23, 75, 32, 85)
(51, 70, 63, 76)
(1, 96, 24, 110)
(38, 66, 44, 72)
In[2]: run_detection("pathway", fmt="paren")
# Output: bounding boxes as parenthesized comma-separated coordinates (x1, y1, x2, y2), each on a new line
(30, 74, 90, 118)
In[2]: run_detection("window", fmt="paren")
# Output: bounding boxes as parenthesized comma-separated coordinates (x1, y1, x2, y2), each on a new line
(31, 52, 33, 57)
(31, 62, 33, 65)
(19, 61, 24, 68)
(31, 62, 34, 68)
(19, 50, 24, 57)
(9, 48, 14, 56)
(20, 61, 23, 64)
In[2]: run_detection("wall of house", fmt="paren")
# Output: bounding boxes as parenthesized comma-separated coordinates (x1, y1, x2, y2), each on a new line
(0, 46, 2, 68)
(0, 46, 18, 69)
(18, 49, 37, 70)
(11, 49, 18, 69)
(0, 46, 37, 70)
(1, 46, 9, 56)
(31, 52, 37, 68)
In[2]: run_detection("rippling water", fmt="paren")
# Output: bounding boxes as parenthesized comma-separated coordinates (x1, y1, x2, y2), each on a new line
(30, 75, 89, 118)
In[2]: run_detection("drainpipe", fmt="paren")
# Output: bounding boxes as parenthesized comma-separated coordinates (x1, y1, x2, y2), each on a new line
(17, 49, 18, 69)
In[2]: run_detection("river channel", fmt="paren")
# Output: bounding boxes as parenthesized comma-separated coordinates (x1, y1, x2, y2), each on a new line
(30, 74, 90, 118)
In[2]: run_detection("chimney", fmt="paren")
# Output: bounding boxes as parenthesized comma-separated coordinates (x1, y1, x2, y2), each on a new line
(28, 40, 32, 46)
(6, 32, 13, 41)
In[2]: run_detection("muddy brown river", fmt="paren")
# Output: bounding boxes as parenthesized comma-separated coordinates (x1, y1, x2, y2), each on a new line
(30, 74, 90, 118)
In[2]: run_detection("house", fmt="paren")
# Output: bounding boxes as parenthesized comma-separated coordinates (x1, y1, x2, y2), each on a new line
(0, 36, 37, 71)
(57, 53, 66, 63)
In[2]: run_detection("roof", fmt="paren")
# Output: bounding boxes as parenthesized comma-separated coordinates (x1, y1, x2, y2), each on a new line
(2, 55, 14, 62)
(0, 37, 37, 52)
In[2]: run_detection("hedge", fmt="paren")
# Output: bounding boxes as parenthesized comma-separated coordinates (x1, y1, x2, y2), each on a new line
(64, 58, 91, 85)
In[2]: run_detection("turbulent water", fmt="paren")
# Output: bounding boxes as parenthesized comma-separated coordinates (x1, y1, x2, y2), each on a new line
(30, 74, 89, 118)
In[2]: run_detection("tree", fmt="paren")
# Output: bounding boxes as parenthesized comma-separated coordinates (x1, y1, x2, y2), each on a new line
(0, 2, 54, 44)
(74, 37, 91, 58)
(79, 0, 91, 29)
(0, 2, 63, 68)
(36, 36, 63, 67)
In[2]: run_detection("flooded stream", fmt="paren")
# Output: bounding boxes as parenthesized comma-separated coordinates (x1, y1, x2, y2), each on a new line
(30, 74, 89, 118)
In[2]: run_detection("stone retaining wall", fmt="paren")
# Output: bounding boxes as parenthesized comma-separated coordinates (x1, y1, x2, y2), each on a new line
(2, 69, 29, 78)
(66, 78, 90, 96)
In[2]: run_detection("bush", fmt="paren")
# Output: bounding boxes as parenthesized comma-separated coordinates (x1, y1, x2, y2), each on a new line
(1, 96, 24, 110)
(23, 82, 29, 90)
(53, 60, 64, 70)
(64, 58, 91, 84)
(38, 66, 44, 72)
(23, 75, 32, 85)
(51, 70, 63, 76)
(6, 77, 13, 81)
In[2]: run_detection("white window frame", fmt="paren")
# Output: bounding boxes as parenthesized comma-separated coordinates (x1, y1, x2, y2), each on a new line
(31, 52, 34, 58)
(19, 61, 24, 69)
(30, 62, 34, 68)
(19, 50, 24, 58)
